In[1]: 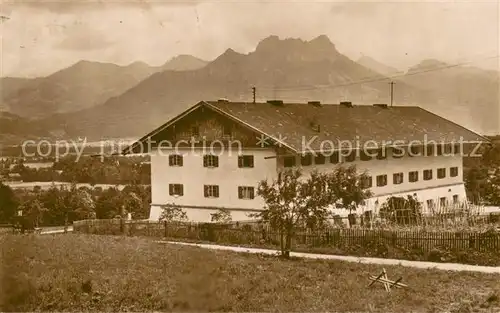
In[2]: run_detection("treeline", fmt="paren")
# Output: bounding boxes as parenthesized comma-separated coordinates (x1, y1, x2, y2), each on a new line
(0, 182, 151, 227)
(0, 155, 151, 185)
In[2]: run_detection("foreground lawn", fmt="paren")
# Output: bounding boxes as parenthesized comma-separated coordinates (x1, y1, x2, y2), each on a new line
(2, 234, 500, 312)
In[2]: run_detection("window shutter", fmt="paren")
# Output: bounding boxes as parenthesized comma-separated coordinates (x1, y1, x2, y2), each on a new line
(168, 155, 173, 166)
(238, 156, 242, 168)
(169, 184, 173, 195)
(179, 185, 184, 196)
(203, 155, 207, 167)
(250, 187, 254, 199)
(215, 186, 219, 197)
(215, 156, 219, 167)
(204, 185, 208, 197)
(178, 156, 183, 166)
(238, 187, 242, 199)
(249, 156, 254, 167)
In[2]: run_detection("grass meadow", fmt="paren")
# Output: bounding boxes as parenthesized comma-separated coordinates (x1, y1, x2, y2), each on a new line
(2, 234, 500, 312)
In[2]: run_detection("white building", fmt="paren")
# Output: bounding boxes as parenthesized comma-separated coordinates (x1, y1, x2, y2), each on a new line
(124, 100, 488, 222)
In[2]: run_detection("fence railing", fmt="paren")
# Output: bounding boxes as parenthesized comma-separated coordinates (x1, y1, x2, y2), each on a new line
(73, 219, 500, 253)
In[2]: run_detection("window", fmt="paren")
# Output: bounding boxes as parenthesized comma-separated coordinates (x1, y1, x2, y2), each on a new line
(437, 168, 446, 179)
(222, 124, 232, 137)
(361, 176, 372, 188)
(427, 199, 435, 210)
(314, 154, 326, 165)
(436, 145, 443, 156)
(409, 171, 419, 182)
(301, 154, 313, 166)
(376, 148, 387, 160)
(169, 184, 184, 196)
(238, 155, 254, 168)
(345, 151, 356, 162)
(238, 186, 255, 199)
(169, 154, 183, 166)
(376, 175, 388, 187)
(203, 155, 219, 168)
(360, 150, 372, 161)
(453, 194, 459, 204)
(204, 185, 219, 198)
(444, 144, 453, 154)
(439, 197, 447, 208)
(393, 172, 404, 185)
(283, 156, 296, 168)
(392, 147, 404, 159)
(426, 145, 434, 157)
(330, 152, 340, 164)
(191, 125, 200, 137)
(450, 167, 459, 177)
(423, 169, 433, 181)
(409, 145, 420, 157)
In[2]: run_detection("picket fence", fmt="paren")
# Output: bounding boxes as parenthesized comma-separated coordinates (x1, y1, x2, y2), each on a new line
(73, 219, 500, 253)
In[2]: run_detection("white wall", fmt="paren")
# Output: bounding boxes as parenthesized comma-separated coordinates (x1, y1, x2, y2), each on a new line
(150, 146, 467, 222)
(149, 147, 277, 222)
(279, 150, 465, 216)
(284, 151, 463, 196)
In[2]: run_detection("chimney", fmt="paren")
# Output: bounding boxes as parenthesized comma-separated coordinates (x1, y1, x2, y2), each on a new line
(340, 101, 353, 108)
(373, 103, 388, 109)
(218, 98, 229, 103)
(267, 100, 284, 106)
(308, 101, 322, 107)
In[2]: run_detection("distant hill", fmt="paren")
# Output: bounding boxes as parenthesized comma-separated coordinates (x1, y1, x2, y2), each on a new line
(160, 55, 208, 71)
(44, 35, 431, 139)
(3, 61, 159, 118)
(357, 56, 404, 76)
(399, 59, 499, 135)
(2, 55, 208, 119)
(7, 35, 499, 140)
(0, 77, 34, 111)
(0, 112, 51, 145)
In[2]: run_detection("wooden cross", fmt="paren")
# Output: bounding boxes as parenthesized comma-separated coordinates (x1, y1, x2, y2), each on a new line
(368, 268, 407, 292)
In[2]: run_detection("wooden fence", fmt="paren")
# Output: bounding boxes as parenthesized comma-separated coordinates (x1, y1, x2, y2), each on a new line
(73, 219, 500, 253)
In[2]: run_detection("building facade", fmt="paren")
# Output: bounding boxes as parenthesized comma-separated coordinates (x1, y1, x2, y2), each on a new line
(124, 100, 487, 222)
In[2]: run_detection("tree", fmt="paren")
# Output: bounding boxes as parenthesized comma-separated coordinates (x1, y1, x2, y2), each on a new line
(251, 165, 371, 258)
(210, 209, 232, 223)
(0, 182, 18, 223)
(325, 165, 373, 214)
(18, 198, 48, 228)
(379, 195, 423, 225)
(159, 203, 188, 223)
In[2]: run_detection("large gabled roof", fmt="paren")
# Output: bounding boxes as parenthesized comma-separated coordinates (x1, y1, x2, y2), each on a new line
(123, 100, 489, 154)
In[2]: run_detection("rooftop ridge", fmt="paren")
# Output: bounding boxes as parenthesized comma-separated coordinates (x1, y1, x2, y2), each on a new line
(205, 100, 420, 108)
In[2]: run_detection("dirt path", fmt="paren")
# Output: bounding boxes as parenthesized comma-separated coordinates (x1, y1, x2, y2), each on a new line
(158, 240, 500, 274)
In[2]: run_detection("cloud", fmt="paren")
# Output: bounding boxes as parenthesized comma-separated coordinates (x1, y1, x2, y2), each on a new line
(3, 0, 204, 13)
(54, 30, 115, 51)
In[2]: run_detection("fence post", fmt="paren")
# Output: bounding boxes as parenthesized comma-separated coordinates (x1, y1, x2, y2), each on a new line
(164, 220, 167, 238)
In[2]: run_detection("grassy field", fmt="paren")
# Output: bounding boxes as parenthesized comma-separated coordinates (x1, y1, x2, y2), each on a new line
(2, 234, 500, 312)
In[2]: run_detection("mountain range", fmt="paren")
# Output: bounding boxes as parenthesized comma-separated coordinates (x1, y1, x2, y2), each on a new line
(1, 35, 498, 145)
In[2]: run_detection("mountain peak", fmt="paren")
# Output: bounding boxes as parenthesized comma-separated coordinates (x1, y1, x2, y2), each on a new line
(253, 35, 339, 63)
(310, 34, 335, 49)
(411, 59, 449, 70)
(161, 54, 208, 71)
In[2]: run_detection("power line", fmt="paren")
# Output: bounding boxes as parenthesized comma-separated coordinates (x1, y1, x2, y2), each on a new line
(255, 54, 499, 93)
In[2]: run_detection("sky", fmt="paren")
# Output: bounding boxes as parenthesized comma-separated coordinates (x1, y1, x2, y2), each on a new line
(1, 0, 499, 78)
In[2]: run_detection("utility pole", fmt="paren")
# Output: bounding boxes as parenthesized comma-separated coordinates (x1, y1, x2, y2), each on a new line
(252, 86, 256, 103)
(388, 81, 395, 107)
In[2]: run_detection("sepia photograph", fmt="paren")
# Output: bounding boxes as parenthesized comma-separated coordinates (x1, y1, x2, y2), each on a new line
(1, 0, 500, 312)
